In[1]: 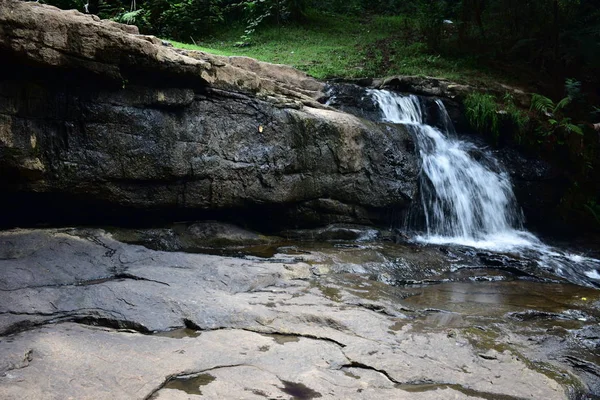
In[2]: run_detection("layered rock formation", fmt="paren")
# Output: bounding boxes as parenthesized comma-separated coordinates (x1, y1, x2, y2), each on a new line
(0, 0, 418, 229)
(3, 227, 597, 399)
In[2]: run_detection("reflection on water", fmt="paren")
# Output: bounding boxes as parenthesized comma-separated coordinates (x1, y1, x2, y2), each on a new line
(402, 280, 600, 318)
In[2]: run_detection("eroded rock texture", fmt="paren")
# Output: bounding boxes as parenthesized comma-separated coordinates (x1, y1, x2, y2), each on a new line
(1, 228, 587, 399)
(0, 1, 418, 229)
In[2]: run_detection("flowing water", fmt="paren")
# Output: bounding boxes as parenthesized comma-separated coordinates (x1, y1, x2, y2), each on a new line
(368, 89, 600, 287)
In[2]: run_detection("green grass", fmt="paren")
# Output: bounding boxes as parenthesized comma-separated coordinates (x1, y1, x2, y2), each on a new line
(167, 11, 507, 84)
(464, 92, 500, 138)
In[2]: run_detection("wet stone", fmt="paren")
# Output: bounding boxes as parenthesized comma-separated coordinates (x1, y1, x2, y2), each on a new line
(157, 373, 216, 397)
(0, 227, 598, 399)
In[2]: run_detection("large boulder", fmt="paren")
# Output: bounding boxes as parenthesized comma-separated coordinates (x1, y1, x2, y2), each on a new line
(0, 1, 419, 229)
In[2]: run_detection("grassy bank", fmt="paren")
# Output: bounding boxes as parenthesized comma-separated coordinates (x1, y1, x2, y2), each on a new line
(169, 11, 504, 86)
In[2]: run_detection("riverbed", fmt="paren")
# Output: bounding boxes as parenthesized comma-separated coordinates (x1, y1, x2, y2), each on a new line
(1, 225, 598, 399)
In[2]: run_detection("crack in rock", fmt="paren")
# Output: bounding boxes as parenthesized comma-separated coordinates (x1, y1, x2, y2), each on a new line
(249, 330, 347, 348)
(340, 360, 401, 385)
(0, 308, 132, 335)
(178, 319, 348, 348)
(349, 300, 404, 317)
(144, 364, 249, 400)
(340, 359, 533, 400)
(563, 356, 600, 377)
(0, 273, 169, 293)
(394, 381, 530, 400)
(71, 316, 152, 334)
(67, 232, 118, 258)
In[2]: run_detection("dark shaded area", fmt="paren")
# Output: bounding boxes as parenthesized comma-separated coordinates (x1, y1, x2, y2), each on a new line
(71, 316, 152, 333)
(0, 191, 400, 234)
(279, 380, 322, 400)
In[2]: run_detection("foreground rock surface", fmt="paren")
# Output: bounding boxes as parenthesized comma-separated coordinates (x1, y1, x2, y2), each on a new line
(0, 1, 418, 229)
(2, 228, 599, 399)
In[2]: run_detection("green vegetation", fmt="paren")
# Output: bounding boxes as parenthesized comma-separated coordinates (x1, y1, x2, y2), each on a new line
(502, 93, 529, 142)
(41, 0, 600, 229)
(464, 92, 529, 144)
(40, 0, 600, 91)
(531, 93, 583, 138)
(464, 93, 500, 140)
(166, 12, 496, 81)
(462, 82, 599, 228)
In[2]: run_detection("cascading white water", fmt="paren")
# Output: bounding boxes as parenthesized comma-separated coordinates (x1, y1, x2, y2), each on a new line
(368, 89, 600, 286)
(370, 90, 524, 243)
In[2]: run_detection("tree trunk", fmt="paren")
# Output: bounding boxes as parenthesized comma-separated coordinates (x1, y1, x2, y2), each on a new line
(553, 0, 562, 95)
(458, 0, 471, 47)
(474, 0, 485, 39)
(553, 0, 560, 62)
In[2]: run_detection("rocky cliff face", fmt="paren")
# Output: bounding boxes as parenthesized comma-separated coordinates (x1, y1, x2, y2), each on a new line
(0, 1, 418, 228)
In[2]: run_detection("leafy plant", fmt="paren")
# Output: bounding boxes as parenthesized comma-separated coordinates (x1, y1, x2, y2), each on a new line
(235, 0, 306, 46)
(464, 92, 499, 139)
(531, 93, 583, 136)
(113, 8, 145, 24)
(503, 93, 528, 129)
(236, 0, 274, 46)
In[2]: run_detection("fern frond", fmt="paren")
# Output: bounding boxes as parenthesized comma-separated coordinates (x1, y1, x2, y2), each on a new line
(565, 123, 584, 135)
(530, 93, 554, 114)
(554, 96, 571, 113)
(115, 9, 144, 24)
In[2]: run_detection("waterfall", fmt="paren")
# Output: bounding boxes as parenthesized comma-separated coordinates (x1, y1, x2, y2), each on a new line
(368, 89, 600, 286)
(369, 90, 526, 245)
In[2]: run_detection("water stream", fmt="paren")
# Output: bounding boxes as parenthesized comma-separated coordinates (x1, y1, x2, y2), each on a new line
(368, 89, 600, 287)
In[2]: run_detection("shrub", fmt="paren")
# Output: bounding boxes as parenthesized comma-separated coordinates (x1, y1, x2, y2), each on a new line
(464, 92, 499, 139)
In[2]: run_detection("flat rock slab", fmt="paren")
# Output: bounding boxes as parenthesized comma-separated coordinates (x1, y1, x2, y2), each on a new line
(0, 228, 579, 399)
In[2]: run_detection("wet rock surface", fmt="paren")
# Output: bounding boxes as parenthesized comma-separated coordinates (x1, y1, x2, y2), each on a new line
(494, 148, 567, 233)
(0, 1, 419, 229)
(1, 227, 599, 399)
(0, 72, 419, 228)
(325, 82, 466, 133)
